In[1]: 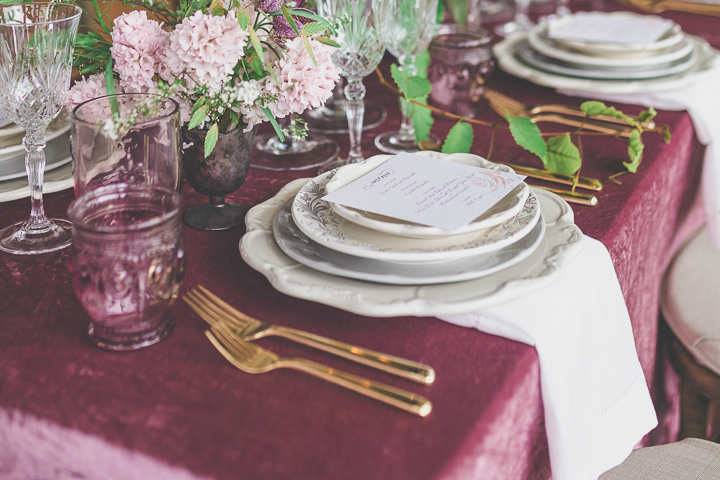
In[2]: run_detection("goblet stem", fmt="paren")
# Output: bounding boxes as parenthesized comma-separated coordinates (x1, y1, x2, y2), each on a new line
(344, 77, 366, 164)
(24, 128, 51, 232)
(516, 0, 531, 26)
(397, 56, 417, 144)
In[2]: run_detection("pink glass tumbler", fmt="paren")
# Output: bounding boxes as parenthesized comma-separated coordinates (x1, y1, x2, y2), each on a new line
(68, 184, 184, 351)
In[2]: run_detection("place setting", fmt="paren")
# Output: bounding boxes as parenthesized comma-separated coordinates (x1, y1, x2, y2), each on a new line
(241, 150, 582, 316)
(494, 10, 719, 94)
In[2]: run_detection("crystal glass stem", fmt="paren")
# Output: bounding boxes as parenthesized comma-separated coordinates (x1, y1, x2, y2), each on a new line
(516, 0, 531, 25)
(397, 55, 417, 144)
(556, 0, 571, 16)
(344, 77, 366, 164)
(24, 127, 51, 233)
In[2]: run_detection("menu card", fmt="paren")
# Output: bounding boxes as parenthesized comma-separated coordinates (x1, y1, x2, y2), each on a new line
(547, 12, 674, 45)
(323, 155, 526, 231)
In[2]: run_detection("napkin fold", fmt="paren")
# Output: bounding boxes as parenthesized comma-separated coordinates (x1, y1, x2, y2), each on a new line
(441, 236, 657, 480)
(560, 66, 720, 247)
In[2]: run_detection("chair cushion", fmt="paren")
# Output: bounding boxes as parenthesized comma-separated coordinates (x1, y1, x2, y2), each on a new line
(600, 438, 720, 479)
(663, 227, 720, 375)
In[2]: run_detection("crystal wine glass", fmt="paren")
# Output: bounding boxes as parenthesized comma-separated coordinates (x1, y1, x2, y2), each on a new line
(494, 0, 533, 37)
(372, 0, 438, 154)
(304, 78, 387, 133)
(0, 3, 81, 255)
(317, 0, 385, 167)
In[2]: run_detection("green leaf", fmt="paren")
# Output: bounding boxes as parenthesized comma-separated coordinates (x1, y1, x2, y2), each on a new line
(506, 116, 547, 162)
(545, 134, 581, 176)
(188, 104, 209, 130)
(103, 61, 119, 117)
(248, 26, 265, 72)
(261, 107, 285, 142)
(237, 10, 250, 29)
(390, 63, 409, 94)
(415, 50, 430, 78)
(436, 0, 444, 24)
(301, 21, 328, 36)
(410, 102, 434, 143)
(91, 0, 111, 35)
(625, 129, 644, 173)
(441, 121, 473, 154)
(580, 100, 637, 127)
(204, 123, 219, 158)
(280, 4, 301, 35)
(637, 107, 657, 124)
(404, 76, 431, 99)
(316, 36, 340, 48)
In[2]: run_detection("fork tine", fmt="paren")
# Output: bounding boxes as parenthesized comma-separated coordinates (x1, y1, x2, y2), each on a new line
(205, 329, 256, 373)
(195, 285, 258, 328)
(186, 288, 247, 330)
(183, 292, 219, 327)
(211, 323, 261, 363)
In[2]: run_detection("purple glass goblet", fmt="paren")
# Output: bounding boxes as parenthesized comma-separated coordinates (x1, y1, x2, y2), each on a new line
(68, 184, 184, 351)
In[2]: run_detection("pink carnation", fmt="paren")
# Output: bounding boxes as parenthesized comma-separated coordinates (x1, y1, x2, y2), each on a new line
(162, 11, 248, 94)
(110, 11, 168, 92)
(270, 37, 340, 118)
(66, 74, 106, 110)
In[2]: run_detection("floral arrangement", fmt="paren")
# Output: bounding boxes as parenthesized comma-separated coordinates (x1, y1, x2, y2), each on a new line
(71, 0, 340, 156)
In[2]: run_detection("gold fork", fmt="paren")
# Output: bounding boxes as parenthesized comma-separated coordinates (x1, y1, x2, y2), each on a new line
(205, 324, 433, 417)
(184, 285, 436, 385)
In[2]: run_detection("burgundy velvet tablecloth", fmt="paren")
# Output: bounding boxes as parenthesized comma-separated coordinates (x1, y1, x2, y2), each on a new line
(0, 5, 715, 479)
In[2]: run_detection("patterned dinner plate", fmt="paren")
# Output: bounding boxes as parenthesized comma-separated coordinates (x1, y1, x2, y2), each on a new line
(324, 152, 530, 239)
(240, 181, 582, 317)
(291, 169, 541, 263)
(274, 200, 544, 285)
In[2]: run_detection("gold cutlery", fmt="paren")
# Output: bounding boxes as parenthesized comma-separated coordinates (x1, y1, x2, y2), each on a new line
(484, 90, 646, 138)
(625, 0, 720, 15)
(205, 323, 433, 417)
(533, 184, 599, 206)
(184, 285, 436, 385)
(508, 163, 603, 191)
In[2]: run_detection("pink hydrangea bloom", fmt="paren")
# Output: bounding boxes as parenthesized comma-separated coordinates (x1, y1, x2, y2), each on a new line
(66, 74, 106, 110)
(162, 11, 248, 94)
(270, 37, 340, 118)
(110, 11, 168, 93)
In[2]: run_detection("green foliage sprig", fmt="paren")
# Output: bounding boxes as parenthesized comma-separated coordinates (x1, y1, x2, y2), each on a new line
(388, 61, 671, 178)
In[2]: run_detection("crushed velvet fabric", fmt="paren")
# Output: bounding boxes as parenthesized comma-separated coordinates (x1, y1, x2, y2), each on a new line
(0, 4, 713, 478)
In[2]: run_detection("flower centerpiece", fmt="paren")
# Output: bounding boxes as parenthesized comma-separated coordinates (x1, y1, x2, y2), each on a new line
(70, 0, 340, 230)
(70, 0, 340, 156)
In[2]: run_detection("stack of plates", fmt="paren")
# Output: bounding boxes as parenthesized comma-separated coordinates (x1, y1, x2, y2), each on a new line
(0, 114, 73, 202)
(494, 11, 718, 94)
(240, 152, 584, 317)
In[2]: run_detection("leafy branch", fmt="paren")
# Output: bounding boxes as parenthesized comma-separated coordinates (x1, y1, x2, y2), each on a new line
(380, 64, 671, 179)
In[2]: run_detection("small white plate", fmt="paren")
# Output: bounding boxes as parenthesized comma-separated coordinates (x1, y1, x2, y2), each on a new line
(274, 200, 545, 285)
(529, 24, 693, 68)
(494, 34, 718, 95)
(292, 169, 541, 263)
(547, 12, 683, 55)
(241, 180, 583, 317)
(325, 152, 530, 239)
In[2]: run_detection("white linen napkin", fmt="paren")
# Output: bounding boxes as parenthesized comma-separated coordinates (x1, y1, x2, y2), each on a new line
(441, 236, 657, 480)
(560, 66, 720, 247)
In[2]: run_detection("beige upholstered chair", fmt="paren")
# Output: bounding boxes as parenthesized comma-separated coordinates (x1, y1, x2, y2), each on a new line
(600, 438, 720, 479)
(663, 227, 720, 439)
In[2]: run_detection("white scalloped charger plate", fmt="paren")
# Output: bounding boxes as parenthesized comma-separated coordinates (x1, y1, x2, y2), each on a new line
(292, 170, 540, 263)
(240, 180, 583, 317)
(494, 33, 718, 94)
(325, 152, 530, 239)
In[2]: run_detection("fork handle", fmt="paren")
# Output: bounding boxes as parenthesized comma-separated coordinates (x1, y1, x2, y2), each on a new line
(281, 358, 433, 417)
(269, 326, 436, 385)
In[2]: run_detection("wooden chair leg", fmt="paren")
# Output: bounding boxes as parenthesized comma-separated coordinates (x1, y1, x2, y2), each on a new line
(680, 378, 710, 439)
